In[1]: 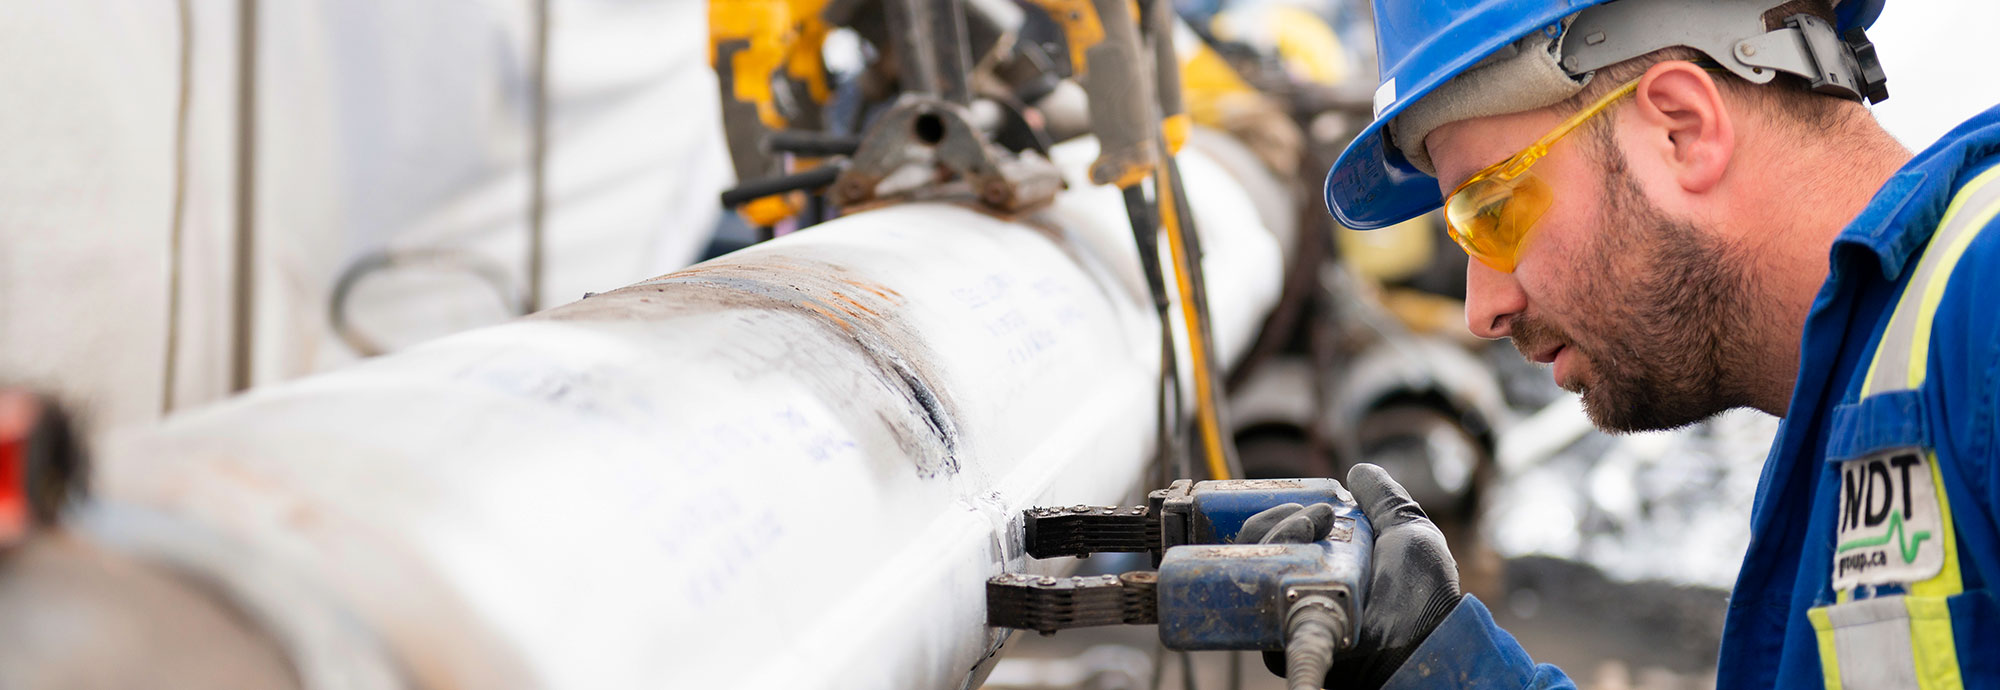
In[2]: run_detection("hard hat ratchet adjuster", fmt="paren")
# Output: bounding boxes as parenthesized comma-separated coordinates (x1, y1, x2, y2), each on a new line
(1559, 0, 1888, 105)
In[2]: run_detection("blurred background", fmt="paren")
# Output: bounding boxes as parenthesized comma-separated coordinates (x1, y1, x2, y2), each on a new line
(2, 1, 1997, 688)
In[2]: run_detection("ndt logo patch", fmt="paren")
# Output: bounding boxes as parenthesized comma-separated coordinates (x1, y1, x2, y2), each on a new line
(1832, 450, 1945, 591)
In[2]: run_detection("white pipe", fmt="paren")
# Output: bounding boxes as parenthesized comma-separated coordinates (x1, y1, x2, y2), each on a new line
(74, 134, 1288, 690)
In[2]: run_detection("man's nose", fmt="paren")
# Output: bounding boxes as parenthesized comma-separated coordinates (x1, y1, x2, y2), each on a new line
(1464, 258, 1527, 340)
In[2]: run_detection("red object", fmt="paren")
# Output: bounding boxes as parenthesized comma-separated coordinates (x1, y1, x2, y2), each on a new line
(0, 433, 24, 544)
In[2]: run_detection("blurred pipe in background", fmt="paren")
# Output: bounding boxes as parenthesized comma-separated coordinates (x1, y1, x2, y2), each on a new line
(0, 133, 1293, 689)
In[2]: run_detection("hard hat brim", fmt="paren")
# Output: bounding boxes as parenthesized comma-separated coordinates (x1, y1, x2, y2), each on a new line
(1323, 120, 1439, 231)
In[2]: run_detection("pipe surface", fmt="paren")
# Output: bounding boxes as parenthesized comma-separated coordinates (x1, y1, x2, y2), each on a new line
(66, 134, 1289, 689)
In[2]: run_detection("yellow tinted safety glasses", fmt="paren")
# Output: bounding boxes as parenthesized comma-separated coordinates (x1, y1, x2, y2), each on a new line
(1442, 76, 1642, 273)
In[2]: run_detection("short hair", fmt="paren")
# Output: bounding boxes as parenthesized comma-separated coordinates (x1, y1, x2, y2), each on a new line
(1557, 0, 1861, 137)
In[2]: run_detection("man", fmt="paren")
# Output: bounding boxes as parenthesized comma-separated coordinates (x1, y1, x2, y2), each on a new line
(1253, 0, 2000, 687)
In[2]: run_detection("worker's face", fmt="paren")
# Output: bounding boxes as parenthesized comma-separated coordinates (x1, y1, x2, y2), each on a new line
(1428, 109, 1754, 432)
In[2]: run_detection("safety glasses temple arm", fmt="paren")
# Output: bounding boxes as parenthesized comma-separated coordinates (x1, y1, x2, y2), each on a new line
(1505, 60, 1736, 179)
(1499, 78, 1641, 179)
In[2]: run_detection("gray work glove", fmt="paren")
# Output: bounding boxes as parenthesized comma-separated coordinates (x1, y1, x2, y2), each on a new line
(1241, 463, 1464, 689)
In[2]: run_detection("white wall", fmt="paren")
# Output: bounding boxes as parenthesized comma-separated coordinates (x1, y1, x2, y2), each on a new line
(0, 0, 731, 434)
(1865, 0, 2000, 151)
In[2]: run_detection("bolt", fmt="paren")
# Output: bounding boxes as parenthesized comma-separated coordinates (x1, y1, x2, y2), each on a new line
(1101, 507, 1115, 514)
(1739, 43, 1757, 57)
(1039, 576, 1057, 586)
(1286, 589, 1300, 602)
(1585, 30, 1606, 46)
(983, 181, 1010, 205)
(1072, 504, 1088, 513)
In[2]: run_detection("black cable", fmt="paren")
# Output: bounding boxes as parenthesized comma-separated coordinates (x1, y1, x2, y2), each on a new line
(1124, 185, 1191, 481)
(328, 249, 522, 357)
(1159, 152, 1245, 479)
(719, 165, 843, 207)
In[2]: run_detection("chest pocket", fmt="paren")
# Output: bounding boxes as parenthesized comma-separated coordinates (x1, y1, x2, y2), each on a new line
(1807, 164, 2000, 690)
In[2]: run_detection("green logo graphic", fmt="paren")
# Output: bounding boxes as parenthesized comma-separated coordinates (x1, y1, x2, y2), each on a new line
(1837, 510, 1932, 564)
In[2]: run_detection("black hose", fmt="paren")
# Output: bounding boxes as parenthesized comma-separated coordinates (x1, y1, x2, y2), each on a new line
(1123, 185, 1189, 481)
(329, 248, 523, 357)
(719, 165, 843, 208)
(1284, 597, 1349, 690)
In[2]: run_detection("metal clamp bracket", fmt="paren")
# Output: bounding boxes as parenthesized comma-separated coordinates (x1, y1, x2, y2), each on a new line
(832, 96, 1065, 212)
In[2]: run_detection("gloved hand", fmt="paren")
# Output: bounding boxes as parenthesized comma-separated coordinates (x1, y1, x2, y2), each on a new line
(1242, 463, 1464, 689)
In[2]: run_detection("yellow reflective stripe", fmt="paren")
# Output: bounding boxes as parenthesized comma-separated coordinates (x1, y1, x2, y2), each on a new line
(1907, 593, 1964, 690)
(1861, 164, 2000, 395)
(1912, 452, 1964, 597)
(1910, 452, 1964, 690)
(1826, 166, 2000, 690)
(1856, 164, 2000, 396)
(1809, 607, 1847, 690)
(1908, 180, 2000, 388)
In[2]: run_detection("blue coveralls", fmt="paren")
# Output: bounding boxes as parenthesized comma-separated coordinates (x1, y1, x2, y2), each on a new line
(1383, 104, 2000, 690)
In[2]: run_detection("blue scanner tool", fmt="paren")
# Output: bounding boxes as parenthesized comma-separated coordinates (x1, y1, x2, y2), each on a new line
(987, 478, 1373, 657)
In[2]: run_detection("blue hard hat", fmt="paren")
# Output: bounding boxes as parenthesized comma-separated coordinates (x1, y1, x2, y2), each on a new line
(1324, 0, 1886, 230)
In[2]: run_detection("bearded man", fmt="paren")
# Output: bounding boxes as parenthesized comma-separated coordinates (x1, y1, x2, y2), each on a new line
(1249, 0, 2000, 687)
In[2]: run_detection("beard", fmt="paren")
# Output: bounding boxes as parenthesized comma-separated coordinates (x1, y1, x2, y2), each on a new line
(1511, 160, 1761, 432)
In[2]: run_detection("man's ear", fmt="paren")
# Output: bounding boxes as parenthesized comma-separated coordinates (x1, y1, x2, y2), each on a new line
(1630, 61, 1734, 194)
